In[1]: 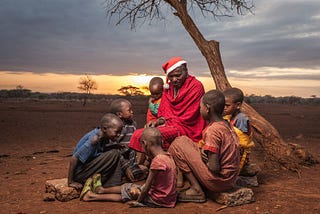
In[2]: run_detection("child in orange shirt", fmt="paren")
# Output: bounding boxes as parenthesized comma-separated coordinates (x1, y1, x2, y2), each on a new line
(169, 90, 240, 202)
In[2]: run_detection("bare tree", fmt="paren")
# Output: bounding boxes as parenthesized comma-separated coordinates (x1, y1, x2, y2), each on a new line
(104, 0, 317, 170)
(118, 85, 144, 96)
(78, 74, 98, 106)
(16, 85, 24, 90)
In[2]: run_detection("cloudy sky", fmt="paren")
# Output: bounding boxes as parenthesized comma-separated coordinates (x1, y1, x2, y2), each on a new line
(0, 0, 319, 96)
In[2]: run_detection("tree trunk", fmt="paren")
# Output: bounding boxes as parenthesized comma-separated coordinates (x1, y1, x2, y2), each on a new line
(170, 1, 317, 170)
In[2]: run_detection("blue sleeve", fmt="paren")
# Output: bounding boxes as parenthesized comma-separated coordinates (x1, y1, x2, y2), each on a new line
(234, 113, 250, 134)
(73, 129, 98, 164)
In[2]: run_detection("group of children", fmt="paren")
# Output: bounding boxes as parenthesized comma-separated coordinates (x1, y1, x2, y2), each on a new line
(68, 75, 256, 207)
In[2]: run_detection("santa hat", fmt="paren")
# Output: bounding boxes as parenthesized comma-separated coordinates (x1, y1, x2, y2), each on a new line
(162, 57, 187, 89)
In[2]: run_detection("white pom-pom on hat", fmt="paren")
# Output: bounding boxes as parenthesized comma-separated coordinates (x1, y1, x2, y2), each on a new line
(162, 57, 187, 89)
(163, 83, 170, 89)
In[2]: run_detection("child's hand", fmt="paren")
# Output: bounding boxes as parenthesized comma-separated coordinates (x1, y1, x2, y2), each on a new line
(91, 130, 103, 145)
(91, 135, 99, 145)
(145, 120, 157, 128)
(128, 186, 141, 200)
(148, 97, 154, 104)
(125, 168, 135, 182)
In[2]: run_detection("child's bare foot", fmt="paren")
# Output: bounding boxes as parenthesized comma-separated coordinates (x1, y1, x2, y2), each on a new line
(94, 186, 104, 194)
(81, 190, 94, 201)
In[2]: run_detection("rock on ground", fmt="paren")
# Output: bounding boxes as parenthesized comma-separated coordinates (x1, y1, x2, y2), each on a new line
(44, 178, 80, 202)
(209, 187, 255, 207)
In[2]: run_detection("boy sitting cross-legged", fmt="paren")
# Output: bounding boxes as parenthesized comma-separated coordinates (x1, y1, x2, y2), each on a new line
(169, 90, 240, 202)
(68, 113, 124, 191)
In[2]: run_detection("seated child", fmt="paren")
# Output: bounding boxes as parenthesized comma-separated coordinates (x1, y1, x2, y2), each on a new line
(68, 113, 123, 190)
(109, 98, 145, 181)
(168, 90, 240, 202)
(223, 87, 256, 176)
(146, 77, 164, 123)
(80, 127, 178, 208)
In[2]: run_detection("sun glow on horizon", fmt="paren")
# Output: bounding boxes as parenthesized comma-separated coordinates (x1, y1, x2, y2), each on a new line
(127, 75, 165, 87)
(0, 71, 319, 98)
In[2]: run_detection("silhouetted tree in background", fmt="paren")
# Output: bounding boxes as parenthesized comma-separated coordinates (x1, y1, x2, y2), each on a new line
(103, 0, 317, 171)
(78, 74, 97, 106)
(118, 85, 144, 96)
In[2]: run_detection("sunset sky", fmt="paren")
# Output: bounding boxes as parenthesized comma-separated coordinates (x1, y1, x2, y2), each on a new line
(0, 0, 319, 97)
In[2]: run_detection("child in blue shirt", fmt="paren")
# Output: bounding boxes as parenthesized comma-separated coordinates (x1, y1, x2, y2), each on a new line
(68, 113, 124, 191)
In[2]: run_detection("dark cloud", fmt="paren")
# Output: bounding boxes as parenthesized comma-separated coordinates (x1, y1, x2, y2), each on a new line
(0, 0, 319, 80)
(207, 0, 320, 73)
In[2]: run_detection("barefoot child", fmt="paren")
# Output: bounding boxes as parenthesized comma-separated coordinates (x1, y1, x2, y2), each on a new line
(80, 127, 178, 208)
(146, 77, 164, 123)
(109, 98, 145, 181)
(169, 90, 240, 202)
(68, 113, 124, 191)
(223, 87, 256, 176)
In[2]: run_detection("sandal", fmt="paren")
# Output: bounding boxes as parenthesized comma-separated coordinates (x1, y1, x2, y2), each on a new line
(178, 188, 206, 203)
(92, 173, 102, 193)
(79, 177, 93, 201)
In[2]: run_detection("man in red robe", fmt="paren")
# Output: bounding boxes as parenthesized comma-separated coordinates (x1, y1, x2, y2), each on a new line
(129, 57, 206, 158)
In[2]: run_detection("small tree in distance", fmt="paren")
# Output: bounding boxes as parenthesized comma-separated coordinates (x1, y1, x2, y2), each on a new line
(16, 85, 24, 90)
(78, 74, 97, 106)
(140, 85, 150, 95)
(118, 85, 144, 96)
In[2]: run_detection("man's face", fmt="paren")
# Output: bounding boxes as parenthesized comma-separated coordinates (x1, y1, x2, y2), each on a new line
(167, 66, 188, 89)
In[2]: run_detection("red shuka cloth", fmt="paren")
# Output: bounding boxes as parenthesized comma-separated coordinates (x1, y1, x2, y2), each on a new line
(129, 75, 206, 152)
(158, 75, 206, 142)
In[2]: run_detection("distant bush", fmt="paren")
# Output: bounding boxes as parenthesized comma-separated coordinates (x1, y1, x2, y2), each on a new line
(0, 89, 319, 105)
(0, 89, 32, 98)
(245, 94, 320, 105)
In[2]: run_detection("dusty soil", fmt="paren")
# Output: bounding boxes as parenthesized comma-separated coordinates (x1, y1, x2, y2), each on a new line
(0, 99, 319, 214)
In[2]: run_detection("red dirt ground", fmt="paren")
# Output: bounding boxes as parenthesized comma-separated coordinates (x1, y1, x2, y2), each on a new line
(0, 99, 319, 214)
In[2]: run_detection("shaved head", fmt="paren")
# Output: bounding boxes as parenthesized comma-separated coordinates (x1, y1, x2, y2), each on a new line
(100, 113, 123, 128)
(140, 127, 162, 147)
